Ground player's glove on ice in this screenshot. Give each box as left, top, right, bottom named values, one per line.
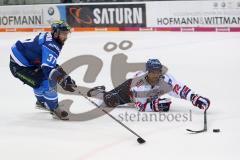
left=149, top=98, right=171, bottom=112
left=59, top=76, right=77, bottom=92
left=49, top=65, right=77, bottom=92
left=191, top=94, right=210, bottom=110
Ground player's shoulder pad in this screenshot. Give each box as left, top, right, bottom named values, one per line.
left=38, top=32, right=48, bottom=45
left=133, top=71, right=146, bottom=78
left=130, top=71, right=147, bottom=88
left=163, top=73, right=175, bottom=87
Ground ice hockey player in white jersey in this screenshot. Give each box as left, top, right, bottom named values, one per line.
left=87, top=59, right=210, bottom=112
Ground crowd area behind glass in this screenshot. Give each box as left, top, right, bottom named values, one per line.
left=0, top=0, right=203, bottom=5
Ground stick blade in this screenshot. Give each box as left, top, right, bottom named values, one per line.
left=137, top=138, right=146, bottom=144
left=186, top=129, right=207, bottom=134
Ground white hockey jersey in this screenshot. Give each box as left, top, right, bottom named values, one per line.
left=129, top=71, right=194, bottom=112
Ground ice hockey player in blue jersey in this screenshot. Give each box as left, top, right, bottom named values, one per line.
left=87, top=59, right=210, bottom=112
left=9, top=20, right=76, bottom=120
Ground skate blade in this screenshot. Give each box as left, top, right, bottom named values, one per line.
left=35, top=106, right=50, bottom=112
left=51, top=112, right=69, bottom=121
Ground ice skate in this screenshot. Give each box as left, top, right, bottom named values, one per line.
left=51, top=106, right=69, bottom=120
left=35, top=101, right=50, bottom=111
left=87, top=86, right=106, bottom=97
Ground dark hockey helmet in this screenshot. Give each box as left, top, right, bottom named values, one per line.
left=146, top=59, right=163, bottom=71
left=51, top=20, right=71, bottom=34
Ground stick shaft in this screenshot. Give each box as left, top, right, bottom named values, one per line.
left=79, top=91, right=144, bottom=139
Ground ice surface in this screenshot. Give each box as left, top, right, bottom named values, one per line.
left=0, top=31, right=240, bottom=160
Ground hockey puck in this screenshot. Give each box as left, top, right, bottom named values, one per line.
left=213, top=129, right=220, bottom=133
left=137, top=138, right=146, bottom=144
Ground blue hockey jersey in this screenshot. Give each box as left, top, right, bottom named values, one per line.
left=11, top=32, right=63, bottom=79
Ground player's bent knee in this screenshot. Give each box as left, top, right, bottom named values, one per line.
left=103, top=92, right=120, bottom=107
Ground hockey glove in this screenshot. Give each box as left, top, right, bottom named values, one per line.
left=150, top=98, right=171, bottom=112
left=191, top=94, right=210, bottom=110
left=136, top=98, right=171, bottom=112
left=49, top=65, right=77, bottom=92
left=59, top=76, right=77, bottom=92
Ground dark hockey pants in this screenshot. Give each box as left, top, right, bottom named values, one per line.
left=104, top=79, right=133, bottom=107
left=9, top=57, right=44, bottom=88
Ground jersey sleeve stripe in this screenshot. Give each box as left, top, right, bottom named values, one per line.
left=41, top=63, right=54, bottom=68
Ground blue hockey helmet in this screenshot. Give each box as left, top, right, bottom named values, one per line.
left=51, top=20, right=71, bottom=34
left=146, top=59, right=163, bottom=71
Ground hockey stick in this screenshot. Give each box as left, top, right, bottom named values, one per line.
left=78, top=91, right=146, bottom=144
left=186, top=109, right=207, bottom=133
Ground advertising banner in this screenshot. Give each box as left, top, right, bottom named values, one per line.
left=0, top=1, right=239, bottom=32
left=66, top=4, right=146, bottom=27
left=146, top=1, right=240, bottom=28
left=0, top=5, right=65, bottom=28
